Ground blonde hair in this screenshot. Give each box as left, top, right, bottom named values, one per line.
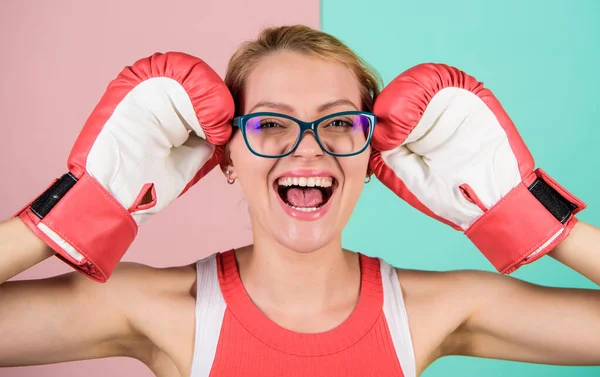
left=224, top=25, right=382, bottom=114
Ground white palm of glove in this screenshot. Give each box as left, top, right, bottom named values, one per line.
left=86, top=77, right=214, bottom=225
left=380, top=87, right=522, bottom=230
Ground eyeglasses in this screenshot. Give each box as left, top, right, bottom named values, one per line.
left=232, top=111, right=376, bottom=158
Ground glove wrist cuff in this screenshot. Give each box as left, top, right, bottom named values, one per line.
left=466, top=168, right=585, bottom=274
left=15, top=172, right=138, bottom=282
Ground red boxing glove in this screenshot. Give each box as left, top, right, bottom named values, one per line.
left=369, top=63, right=585, bottom=274
left=15, top=52, right=234, bottom=282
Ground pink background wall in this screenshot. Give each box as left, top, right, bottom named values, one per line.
left=0, top=0, right=319, bottom=375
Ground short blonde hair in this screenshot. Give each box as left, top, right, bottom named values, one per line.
left=224, top=25, right=382, bottom=114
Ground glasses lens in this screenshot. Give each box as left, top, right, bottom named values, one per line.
left=317, top=114, right=371, bottom=155
left=244, top=115, right=300, bottom=156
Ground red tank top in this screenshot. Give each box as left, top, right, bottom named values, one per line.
left=189, top=250, right=409, bottom=377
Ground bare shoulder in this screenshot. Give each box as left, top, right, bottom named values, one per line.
left=0, top=258, right=200, bottom=374
left=74, top=261, right=198, bottom=307
left=394, top=267, right=514, bottom=298
left=114, top=261, right=197, bottom=294
left=84, top=261, right=199, bottom=374
left=394, top=266, right=534, bottom=315
left=393, top=267, right=520, bottom=327
left=391, top=267, right=519, bottom=373
left=105, top=260, right=199, bottom=328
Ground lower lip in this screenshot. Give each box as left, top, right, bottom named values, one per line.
left=275, top=187, right=335, bottom=221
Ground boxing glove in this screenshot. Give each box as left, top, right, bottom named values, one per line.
left=369, top=63, right=585, bottom=274
left=15, top=52, right=234, bottom=282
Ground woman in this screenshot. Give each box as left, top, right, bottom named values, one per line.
left=1, top=25, right=599, bottom=377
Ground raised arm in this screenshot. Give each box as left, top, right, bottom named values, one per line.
left=0, top=219, right=153, bottom=367
left=0, top=218, right=54, bottom=285
left=439, top=222, right=600, bottom=366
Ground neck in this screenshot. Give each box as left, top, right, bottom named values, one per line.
left=235, top=233, right=360, bottom=316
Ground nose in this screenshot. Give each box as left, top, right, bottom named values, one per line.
left=292, top=130, right=323, bottom=159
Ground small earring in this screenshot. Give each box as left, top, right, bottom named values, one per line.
left=365, top=175, right=371, bottom=184
left=226, top=170, right=236, bottom=185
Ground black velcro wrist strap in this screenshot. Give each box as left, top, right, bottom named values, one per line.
left=528, top=178, right=577, bottom=224
left=30, top=173, right=78, bottom=219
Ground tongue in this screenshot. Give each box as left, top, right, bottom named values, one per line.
left=286, top=187, right=323, bottom=208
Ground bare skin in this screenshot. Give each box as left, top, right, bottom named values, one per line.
left=1, top=52, right=599, bottom=377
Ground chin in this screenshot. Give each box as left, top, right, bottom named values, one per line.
left=272, top=219, right=341, bottom=254
left=278, top=236, right=331, bottom=254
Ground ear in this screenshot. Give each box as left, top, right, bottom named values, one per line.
left=219, top=146, right=238, bottom=179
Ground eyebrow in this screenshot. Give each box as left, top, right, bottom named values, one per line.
left=247, top=99, right=360, bottom=114
left=317, top=99, right=359, bottom=112
left=248, top=101, right=295, bottom=114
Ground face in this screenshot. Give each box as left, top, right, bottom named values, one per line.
left=226, top=51, right=370, bottom=253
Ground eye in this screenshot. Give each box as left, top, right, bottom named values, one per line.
left=260, top=120, right=283, bottom=128
left=328, top=119, right=353, bottom=128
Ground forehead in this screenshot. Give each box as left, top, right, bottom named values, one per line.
left=243, top=51, right=362, bottom=115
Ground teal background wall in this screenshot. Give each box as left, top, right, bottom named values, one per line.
left=329, top=0, right=600, bottom=376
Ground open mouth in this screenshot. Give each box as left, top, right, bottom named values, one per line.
left=274, top=176, right=338, bottom=213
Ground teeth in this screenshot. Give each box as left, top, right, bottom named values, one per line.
left=277, top=176, right=333, bottom=188
left=291, top=206, right=319, bottom=212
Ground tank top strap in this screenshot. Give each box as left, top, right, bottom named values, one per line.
left=379, top=259, right=416, bottom=377
left=190, top=253, right=227, bottom=377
